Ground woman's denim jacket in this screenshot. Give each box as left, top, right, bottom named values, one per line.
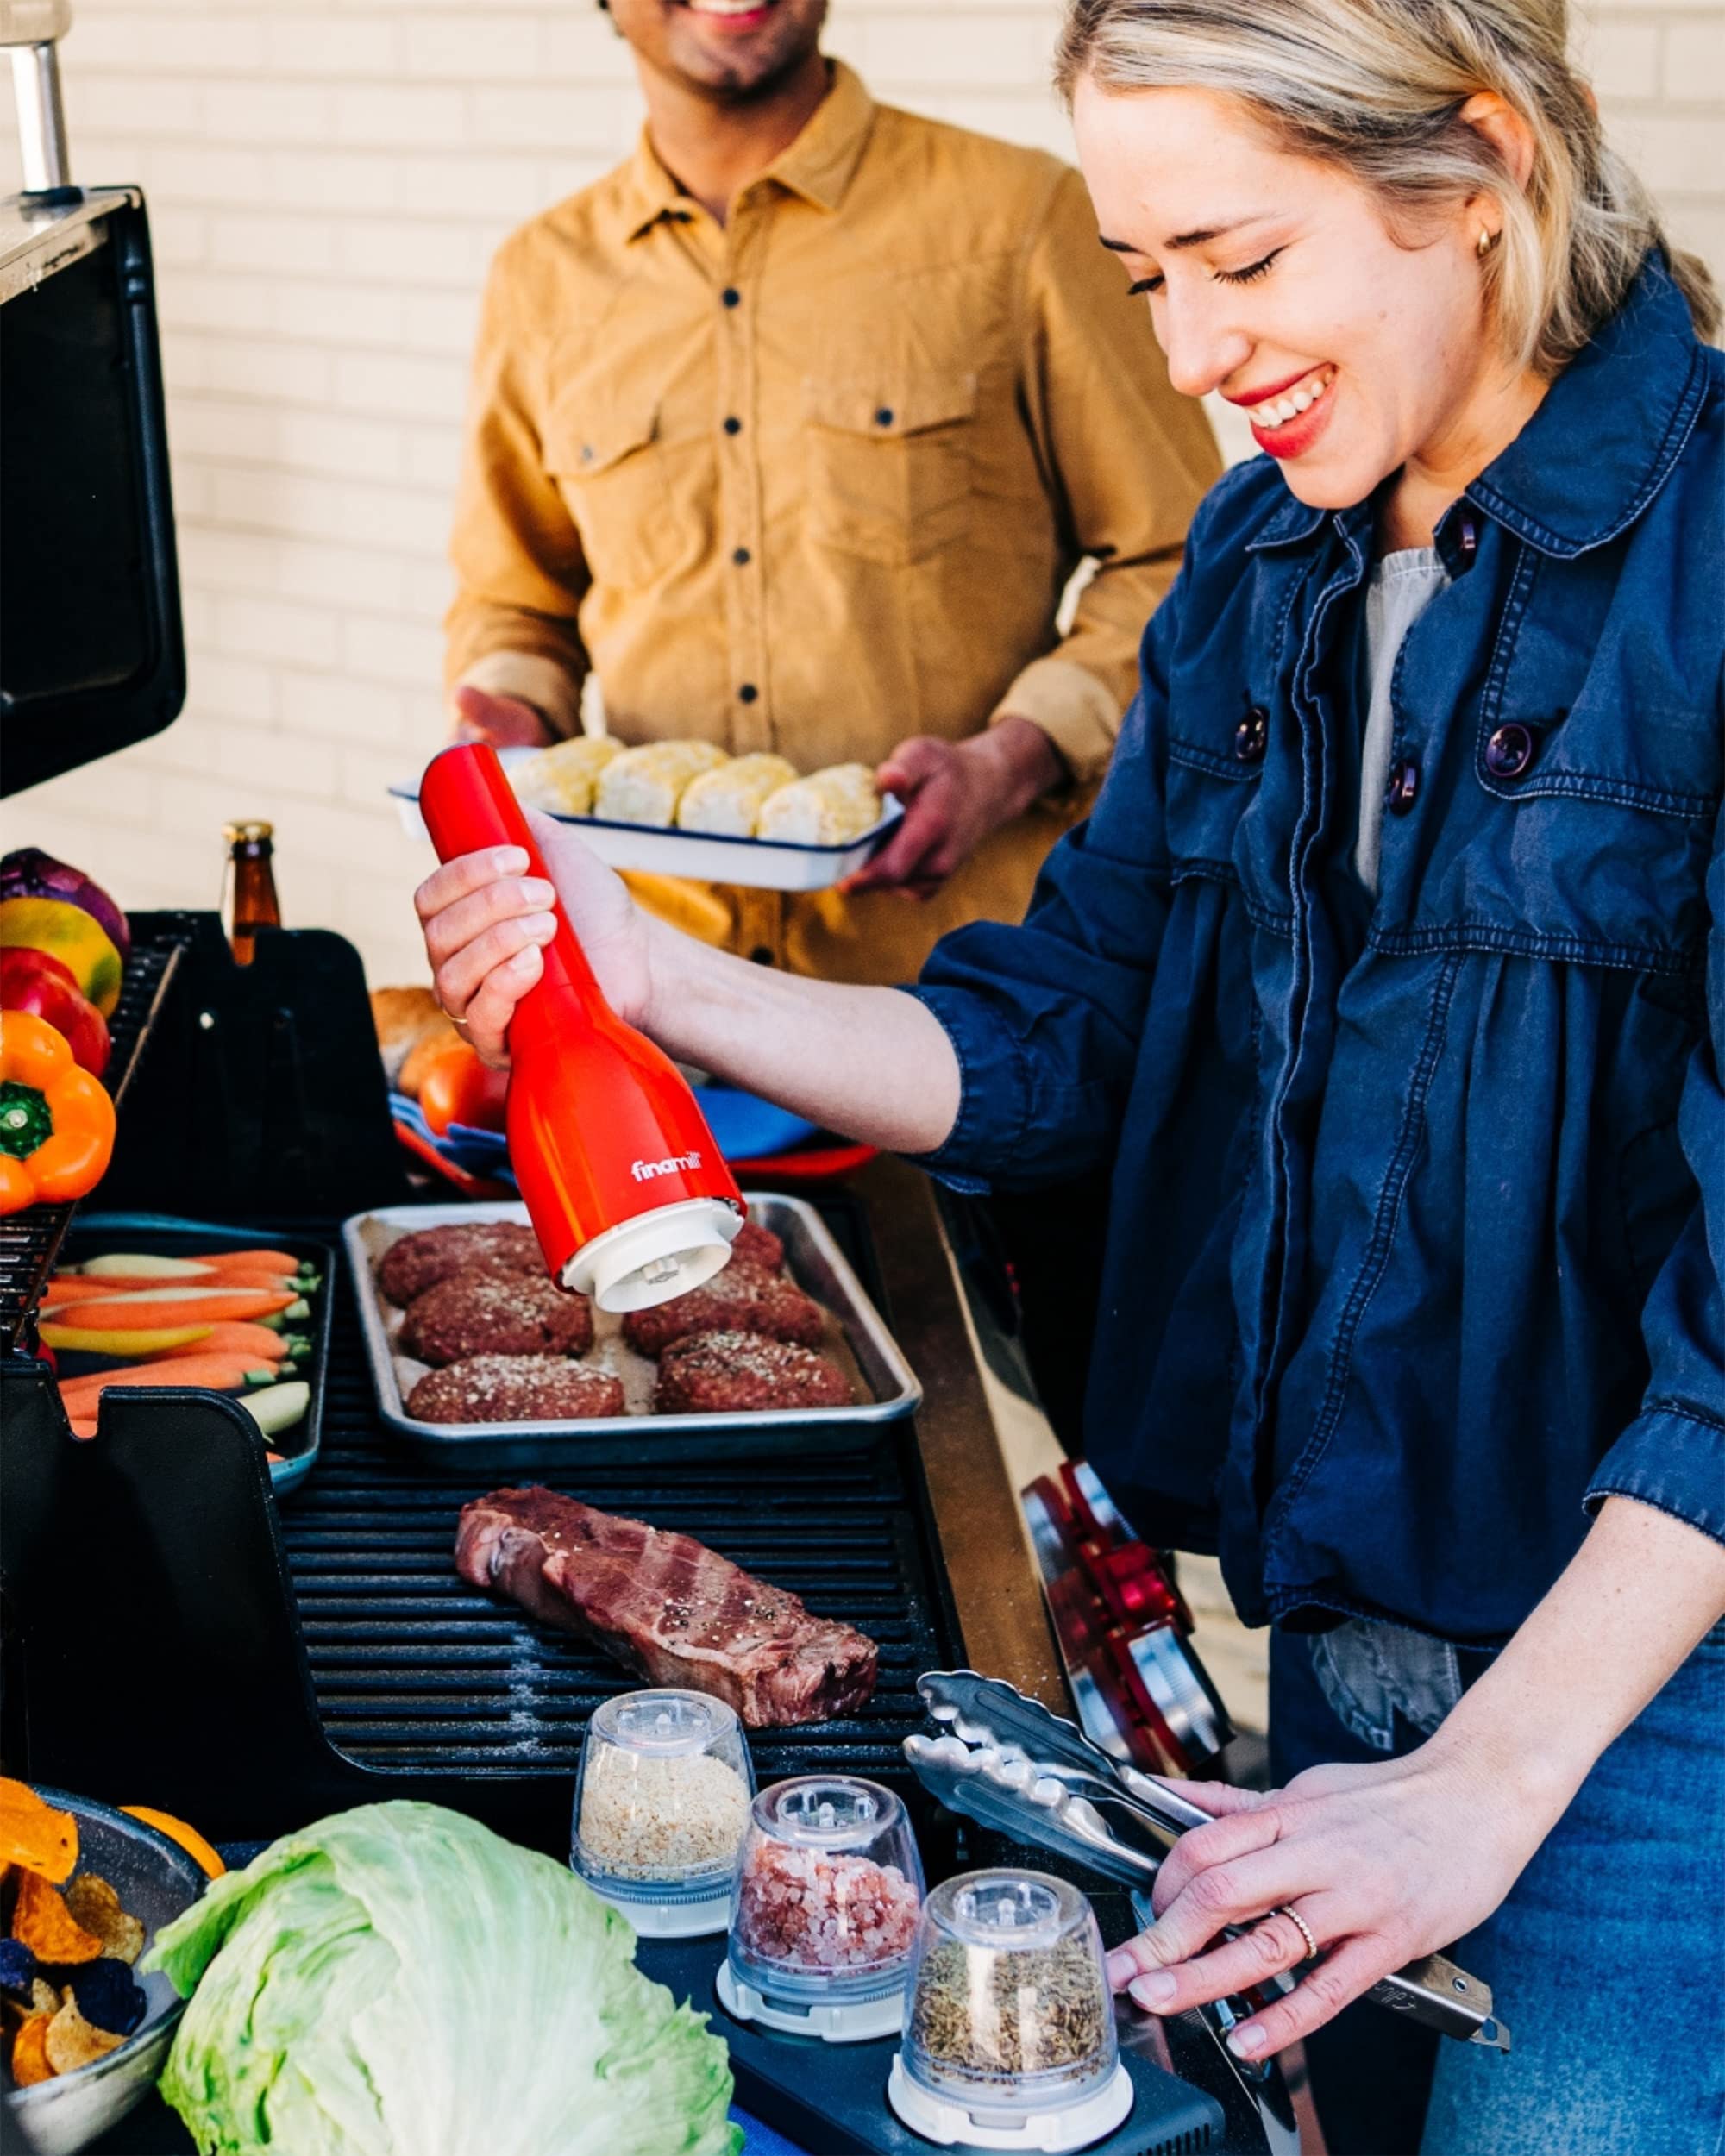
left=910, top=258, right=1724, bottom=1645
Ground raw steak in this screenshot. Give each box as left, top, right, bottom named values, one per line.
left=455, top=1485, right=879, bottom=1727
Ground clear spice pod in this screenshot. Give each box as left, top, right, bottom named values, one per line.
left=571, top=1689, right=755, bottom=1937
left=888, top=1871, right=1132, bottom=2151
left=718, top=1775, right=925, bottom=2043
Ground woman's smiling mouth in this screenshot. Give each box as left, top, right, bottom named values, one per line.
left=1229, top=366, right=1337, bottom=459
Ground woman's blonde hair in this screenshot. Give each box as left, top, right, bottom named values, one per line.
left=1055, top=0, right=1719, bottom=375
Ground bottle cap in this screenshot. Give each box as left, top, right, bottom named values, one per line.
left=223, top=820, right=274, bottom=844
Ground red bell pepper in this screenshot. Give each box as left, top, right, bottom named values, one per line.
left=0, top=947, right=110, bottom=1078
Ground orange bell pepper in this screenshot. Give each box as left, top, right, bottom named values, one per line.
left=0, top=1011, right=116, bottom=1216
left=418, top=1040, right=509, bottom=1137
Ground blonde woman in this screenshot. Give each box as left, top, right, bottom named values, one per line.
left=417, top=1, right=1724, bottom=2147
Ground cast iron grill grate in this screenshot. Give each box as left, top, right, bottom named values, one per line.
left=277, top=1213, right=952, bottom=1788
left=0, top=916, right=188, bottom=1353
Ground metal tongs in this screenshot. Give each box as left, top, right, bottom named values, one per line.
left=905, top=1670, right=1510, bottom=2053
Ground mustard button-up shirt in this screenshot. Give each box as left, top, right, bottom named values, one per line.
left=447, top=62, right=1219, bottom=984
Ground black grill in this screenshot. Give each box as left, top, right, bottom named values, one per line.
left=0, top=918, right=186, bottom=1351
left=278, top=1211, right=952, bottom=1791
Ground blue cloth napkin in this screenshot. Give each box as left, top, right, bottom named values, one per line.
left=391, top=1085, right=819, bottom=1181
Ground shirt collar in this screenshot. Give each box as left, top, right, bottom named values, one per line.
left=621, top=59, right=875, bottom=241
left=1463, top=253, right=1708, bottom=556
left=1245, top=254, right=1707, bottom=561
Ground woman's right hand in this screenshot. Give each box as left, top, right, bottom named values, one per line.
left=413, top=809, right=654, bottom=1067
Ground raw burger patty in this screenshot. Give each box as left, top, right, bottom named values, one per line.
left=731, top=1219, right=783, bottom=1273
left=401, top=1270, right=593, bottom=1364
left=654, top=1330, right=852, bottom=1414
left=378, top=1221, right=541, bottom=1307
left=623, top=1259, right=823, bottom=1357
left=410, top=1354, right=624, bottom=1424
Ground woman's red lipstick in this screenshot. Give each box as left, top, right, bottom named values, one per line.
left=1228, top=368, right=1336, bottom=461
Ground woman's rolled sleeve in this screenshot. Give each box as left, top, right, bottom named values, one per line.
left=1588, top=799, right=1725, bottom=1545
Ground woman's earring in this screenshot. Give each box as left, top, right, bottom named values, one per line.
left=1477, top=225, right=1498, bottom=258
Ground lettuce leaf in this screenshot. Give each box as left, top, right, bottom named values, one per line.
left=144, top=1802, right=741, bottom=2156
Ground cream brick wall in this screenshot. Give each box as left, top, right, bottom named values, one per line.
left=3, top=0, right=1719, bottom=986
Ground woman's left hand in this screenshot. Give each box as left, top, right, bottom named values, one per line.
left=1108, top=1738, right=1561, bottom=2059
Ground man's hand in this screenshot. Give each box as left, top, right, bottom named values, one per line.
left=451, top=682, right=555, bottom=749
left=843, top=716, right=1066, bottom=899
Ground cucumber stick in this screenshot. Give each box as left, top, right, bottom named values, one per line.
left=235, top=1381, right=310, bottom=1438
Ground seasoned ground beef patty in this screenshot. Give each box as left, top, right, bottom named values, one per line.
left=400, top=1269, right=593, bottom=1364
left=731, top=1219, right=784, bottom=1274
left=654, top=1330, right=852, bottom=1414
left=378, top=1221, right=541, bottom=1307
left=409, top=1354, right=624, bottom=1424
left=622, top=1259, right=824, bottom=1357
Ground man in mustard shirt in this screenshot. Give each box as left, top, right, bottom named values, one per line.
left=447, top=0, right=1218, bottom=986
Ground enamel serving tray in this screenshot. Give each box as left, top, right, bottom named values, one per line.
left=392, top=748, right=902, bottom=893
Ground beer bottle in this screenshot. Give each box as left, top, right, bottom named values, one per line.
left=221, top=819, right=281, bottom=965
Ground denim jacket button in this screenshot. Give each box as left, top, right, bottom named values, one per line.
left=1385, top=755, right=1421, bottom=815
left=1233, top=706, right=1269, bottom=763
left=1484, top=722, right=1536, bottom=779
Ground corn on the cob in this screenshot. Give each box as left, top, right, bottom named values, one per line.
left=509, top=735, right=622, bottom=817
left=757, top=763, right=882, bottom=846
left=594, top=740, right=729, bottom=827
left=675, top=753, right=799, bottom=837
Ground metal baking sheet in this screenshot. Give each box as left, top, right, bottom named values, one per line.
left=342, top=1193, right=922, bottom=1462
left=391, top=749, right=903, bottom=893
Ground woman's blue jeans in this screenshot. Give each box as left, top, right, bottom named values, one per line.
left=1269, top=1616, right=1725, bottom=2156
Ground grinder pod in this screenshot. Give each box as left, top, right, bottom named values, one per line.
left=417, top=742, right=743, bottom=1311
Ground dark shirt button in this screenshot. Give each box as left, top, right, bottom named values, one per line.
left=1386, top=755, right=1421, bottom=815
left=1458, top=511, right=1479, bottom=561
left=874, top=407, right=894, bottom=428
left=749, top=945, right=775, bottom=966
left=732, top=546, right=751, bottom=567
left=1233, top=705, right=1268, bottom=763
left=721, top=286, right=741, bottom=307
left=1484, top=721, right=1536, bottom=779
left=723, top=416, right=742, bottom=436
left=738, top=683, right=758, bottom=704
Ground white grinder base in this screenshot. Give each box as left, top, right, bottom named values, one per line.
left=887, top=2056, right=1133, bottom=2151
left=563, top=1199, right=740, bottom=1312
left=717, top=1959, right=905, bottom=2045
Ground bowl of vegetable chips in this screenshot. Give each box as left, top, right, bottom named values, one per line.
left=2, top=1782, right=210, bottom=2155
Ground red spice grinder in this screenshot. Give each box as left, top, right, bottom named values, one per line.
left=418, top=742, right=744, bottom=1311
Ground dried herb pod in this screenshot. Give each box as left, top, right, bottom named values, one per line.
left=903, top=1871, right=1117, bottom=2109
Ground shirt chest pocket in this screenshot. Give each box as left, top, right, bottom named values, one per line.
left=1164, top=739, right=1267, bottom=885
left=802, top=372, right=976, bottom=567
left=542, top=393, right=676, bottom=592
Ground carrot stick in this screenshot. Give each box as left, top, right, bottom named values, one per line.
left=54, top=1289, right=298, bottom=1330
left=153, top=1322, right=298, bottom=1363
left=59, top=1357, right=277, bottom=1406
left=50, top=1269, right=300, bottom=1298
left=73, top=1249, right=307, bottom=1279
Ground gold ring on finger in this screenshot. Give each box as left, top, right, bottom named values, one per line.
left=1268, top=1904, right=1319, bottom=1961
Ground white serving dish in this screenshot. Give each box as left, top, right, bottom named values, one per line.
left=392, top=747, right=902, bottom=893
